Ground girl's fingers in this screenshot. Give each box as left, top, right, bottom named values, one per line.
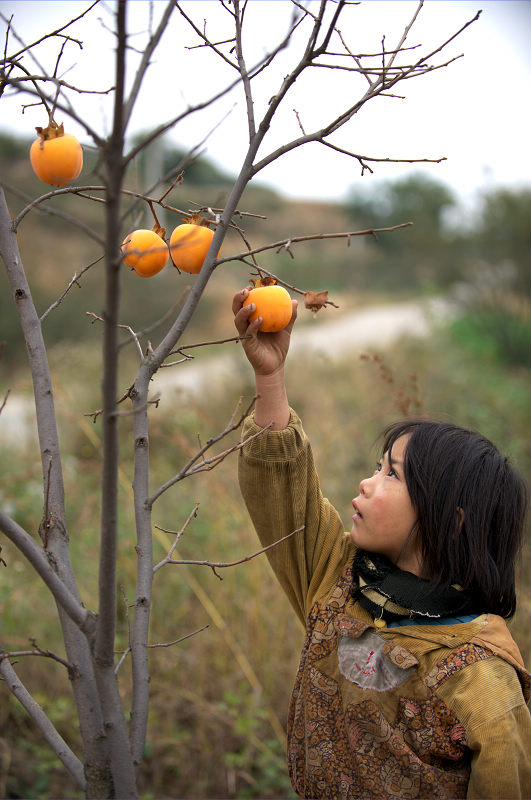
left=231, top=287, right=250, bottom=316
left=284, top=299, right=298, bottom=333
left=234, top=304, right=257, bottom=339
left=233, top=290, right=297, bottom=338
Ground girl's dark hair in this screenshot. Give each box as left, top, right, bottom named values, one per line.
left=380, top=419, right=529, bottom=619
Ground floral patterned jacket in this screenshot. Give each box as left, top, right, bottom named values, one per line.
left=238, top=409, right=531, bottom=800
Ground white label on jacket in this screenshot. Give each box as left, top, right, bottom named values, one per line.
left=338, top=630, right=415, bottom=692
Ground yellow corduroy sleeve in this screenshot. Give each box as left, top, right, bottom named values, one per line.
left=436, top=656, right=531, bottom=798
left=238, top=409, right=353, bottom=625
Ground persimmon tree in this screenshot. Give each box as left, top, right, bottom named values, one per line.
left=0, top=1, right=479, bottom=797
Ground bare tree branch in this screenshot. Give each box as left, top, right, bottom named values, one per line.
left=233, top=0, right=256, bottom=140
left=163, top=334, right=248, bottom=365
left=123, top=0, right=175, bottom=128
left=0, top=183, right=112, bottom=795
left=217, top=221, right=413, bottom=266
left=0, top=638, right=75, bottom=676
left=40, top=256, right=104, bottom=321
left=146, top=397, right=264, bottom=508
left=90, top=5, right=138, bottom=793
left=153, top=503, right=200, bottom=572
left=146, top=625, right=209, bottom=648
left=1, top=181, right=104, bottom=244
left=156, top=525, right=305, bottom=580
left=2, top=1, right=99, bottom=63
left=0, top=388, right=10, bottom=416
left=0, top=510, right=93, bottom=634
left=0, top=647, right=86, bottom=791
left=251, top=6, right=481, bottom=177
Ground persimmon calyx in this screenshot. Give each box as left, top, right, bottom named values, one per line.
left=249, top=276, right=277, bottom=288
left=181, top=214, right=212, bottom=228
left=152, top=223, right=166, bottom=239
left=35, top=121, right=65, bottom=141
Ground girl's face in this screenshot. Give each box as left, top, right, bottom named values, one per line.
left=350, top=435, right=421, bottom=575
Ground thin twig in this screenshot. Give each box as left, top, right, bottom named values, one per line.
left=1, top=181, right=104, bottom=245
left=0, top=649, right=86, bottom=790
left=153, top=504, right=201, bottom=573
left=84, top=389, right=135, bottom=423
left=0, top=638, right=76, bottom=679
left=0, top=389, right=10, bottom=416
left=147, top=625, right=210, bottom=648
left=4, top=1, right=99, bottom=61
left=114, top=585, right=133, bottom=675
left=160, top=526, right=305, bottom=580
left=86, top=311, right=144, bottom=362
left=163, top=335, right=248, bottom=364
left=217, top=222, right=413, bottom=267
left=118, top=291, right=191, bottom=350
left=146, top=397, right=262, bottom=508
left=40, top=256, right=104, bottom=322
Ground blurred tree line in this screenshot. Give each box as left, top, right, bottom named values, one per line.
left=1, top=132, right=530, bottom=371
left=344, top=172, right=531, bottom=295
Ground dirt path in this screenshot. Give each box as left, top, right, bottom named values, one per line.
left=152, top=295, right=453, bottom=395
left=1, top=296, right=453, bottom=448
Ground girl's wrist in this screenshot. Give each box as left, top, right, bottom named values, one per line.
left=254, top=365, right=285, bottom=384
left=254, top=368, right=290, bottom=430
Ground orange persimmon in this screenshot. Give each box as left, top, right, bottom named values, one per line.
left=169, top=222, right=218, bottom=274
left=121, top=229, right=169, bottom=277
left=30, top=122, right=83, bottom=186
left=243, top=284, right=293, bottom=332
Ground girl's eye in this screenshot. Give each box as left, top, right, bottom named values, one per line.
left=376, top=461, right=398, bottom=478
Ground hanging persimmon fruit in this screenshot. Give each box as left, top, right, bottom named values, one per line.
left=243, top=279, right=293, bottom=332
left=29, top=121, right=83, bottom=186
left=169, top=216, right=219, bottom=274
left=121, top=228, right=169, bottom=278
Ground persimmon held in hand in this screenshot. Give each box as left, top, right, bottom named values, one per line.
left=243, top=284, right=293, bottom=332
left=169, top=222, right=218, bottom=274
left=30, top=122, right=83, bottom=186
left=121, top=229, right=169, bottom=278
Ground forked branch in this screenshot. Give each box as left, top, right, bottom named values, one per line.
left=155, top=524, right=305, bottom=579
left=0, top=649, right=86, bottom=790
left=146, top=397, right=265, bottom=508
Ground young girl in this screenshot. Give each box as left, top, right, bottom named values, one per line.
left=233, top=288, right=530, bottom=800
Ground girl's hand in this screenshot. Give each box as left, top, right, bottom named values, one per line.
left=233, top=287, right=298, bottom=377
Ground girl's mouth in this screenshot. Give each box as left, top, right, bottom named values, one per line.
left=352, top=501, right=363, bottom=521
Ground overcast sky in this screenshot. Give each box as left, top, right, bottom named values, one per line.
left=1, top=0, right=530, bottom=207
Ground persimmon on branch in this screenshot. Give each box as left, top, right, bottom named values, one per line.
left=13, top=170, right=413, bottom=320
left=25, top=192, right=412, bottom=321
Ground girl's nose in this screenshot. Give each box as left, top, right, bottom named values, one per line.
left=359, top=475, right=371, bottom=495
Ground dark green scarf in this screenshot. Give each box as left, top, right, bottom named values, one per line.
left=351, top=549, right=479, bottom=623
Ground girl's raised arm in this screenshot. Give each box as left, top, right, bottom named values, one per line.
left=233, top=288, right=298, bottom=430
